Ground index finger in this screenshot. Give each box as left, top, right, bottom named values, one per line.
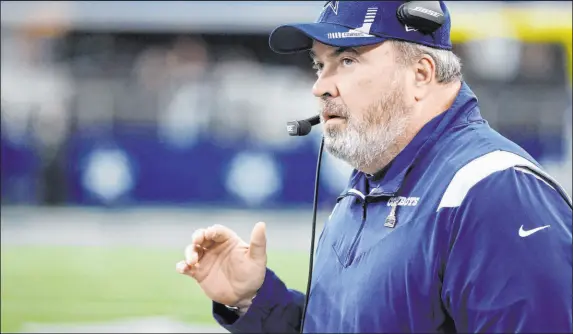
left=205, top=224, right=236, bottom=243
left=192, top=228, right=207, bottom=246
left=185, top=243, right=204, bottom=266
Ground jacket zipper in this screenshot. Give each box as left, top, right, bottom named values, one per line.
left=336, top=187, right=402, bottom=266
left=336, top=189, right=367, bottom=267
left=340, top=188, right=368, bottom=219
left=345, top=210, right=366, bottom=266
left=367, top=189, right=400, bottom=228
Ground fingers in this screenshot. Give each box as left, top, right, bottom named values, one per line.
left=191, top=228, right=206, bottom=246
left=176, top=260, right=196, bottom=277
left=190, top=225, right=234, bottom=250
left=180, top=224, right=238, bottom=275
left=185, top=243, right=205, bottom=266
left=192, top=228, right=215, bottom=250
left=204, top=224, right=236, bottom=244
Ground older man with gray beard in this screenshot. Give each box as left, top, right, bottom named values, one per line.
left=176, top=1, right=573, bottom=333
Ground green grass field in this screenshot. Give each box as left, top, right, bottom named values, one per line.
left=0, top=245, right=309, bottom=333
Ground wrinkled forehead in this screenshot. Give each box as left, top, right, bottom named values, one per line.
left=310, top=40, right=396, bottom=63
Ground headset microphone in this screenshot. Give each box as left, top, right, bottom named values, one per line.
left=285, top=114, right=323, bottom=333
left=286, top=115, right=320, bottom=136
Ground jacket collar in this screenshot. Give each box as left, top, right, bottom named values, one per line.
left=345, top=82, right=481, bottom=196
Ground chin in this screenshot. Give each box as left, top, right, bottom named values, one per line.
left=324, top=123, right=347, bottom=135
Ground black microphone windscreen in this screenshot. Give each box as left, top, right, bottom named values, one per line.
left=297, top=120, right=313, bottom=136
left=286, top=115, right=320, bottom=136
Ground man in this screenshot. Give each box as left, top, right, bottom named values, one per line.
left=176, top=1, right=573, bottom=333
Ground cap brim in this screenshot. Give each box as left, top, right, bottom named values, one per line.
left=269, top=23, right=387, bottom=54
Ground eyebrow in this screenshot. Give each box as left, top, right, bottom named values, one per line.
left=309, top=47, right=360, bottom=61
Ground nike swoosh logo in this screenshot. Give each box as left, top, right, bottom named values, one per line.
left=519, top=225, right=550, bottom=237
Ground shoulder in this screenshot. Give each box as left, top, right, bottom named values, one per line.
left=437, top=149, right=571, bottom=219
left=429, top=117, right=557, bottom=207
left=436, top=118, right=535, bottom=170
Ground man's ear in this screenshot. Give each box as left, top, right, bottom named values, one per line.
left=415, top=54, right=436, bottom=85
left=413, top=54, right=435, bottom=100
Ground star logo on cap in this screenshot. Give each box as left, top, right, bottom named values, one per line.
left=404, top=25, right=418, bottom=32
left=323, top=0, right=339, bottom=15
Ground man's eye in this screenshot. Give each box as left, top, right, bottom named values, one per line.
left=341, top=58, right=355, bottom=66
left=312, top=62, right=324, bottom=72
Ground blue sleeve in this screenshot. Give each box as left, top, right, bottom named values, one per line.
left=212, top=268, right=305, bottom=333
left=440, top=168, right=572, bottom=333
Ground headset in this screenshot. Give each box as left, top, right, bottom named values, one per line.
left=288, top=2, right=446, bottom=332
left=396, top=1, right=446, bottom=34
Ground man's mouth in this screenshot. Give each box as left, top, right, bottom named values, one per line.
left=323, top=112, right=347, bottom=122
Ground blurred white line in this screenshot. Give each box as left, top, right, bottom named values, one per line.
left=22, top=316, right=228, bottom=333
left=1, top=207, right=327, bottom=251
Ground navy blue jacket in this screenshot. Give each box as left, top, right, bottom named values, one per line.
left=212, top=82, right=573, bottom=333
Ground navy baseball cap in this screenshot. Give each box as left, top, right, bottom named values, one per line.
left=269, top=1, right=452, bottom=54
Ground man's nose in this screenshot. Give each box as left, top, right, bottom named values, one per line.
left=312, top=74, right=339, bottom=98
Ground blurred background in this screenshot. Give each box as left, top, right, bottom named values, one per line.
left=1, top=1, right=572, bottom=333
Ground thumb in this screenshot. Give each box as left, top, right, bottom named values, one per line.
left=248, top=222, right=267, bottom=261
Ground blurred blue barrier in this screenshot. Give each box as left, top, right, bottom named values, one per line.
left=0, top=133, right=41, bottom=204
left=62, top=126, right=338, bottom=209
left=501, top=129, right=565, bottom=162
left=1, top=125, right=566, bottom=208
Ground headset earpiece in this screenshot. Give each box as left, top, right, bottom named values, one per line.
left=396, top=1, right=445, bottom=34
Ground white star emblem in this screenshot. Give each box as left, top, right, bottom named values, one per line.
left=404, top=25, right=418, bottom=32
left=323, top=1, right=339, bottom=15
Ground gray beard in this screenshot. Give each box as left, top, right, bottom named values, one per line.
left=322, top=96, right=411, bottom=172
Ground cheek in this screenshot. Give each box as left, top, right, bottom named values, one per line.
left=339, top=77, right=378, bottom=114
left=401, top=72, right=418, bottom=103
left=399, top=82, right=416, bottom=106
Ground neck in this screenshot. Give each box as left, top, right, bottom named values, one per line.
left=360, top=81, right=462, bottom=175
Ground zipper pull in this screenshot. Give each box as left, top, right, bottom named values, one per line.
left=384, top=204, right=397, bottom=228
left=362, top=201, right=367, bottom=220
